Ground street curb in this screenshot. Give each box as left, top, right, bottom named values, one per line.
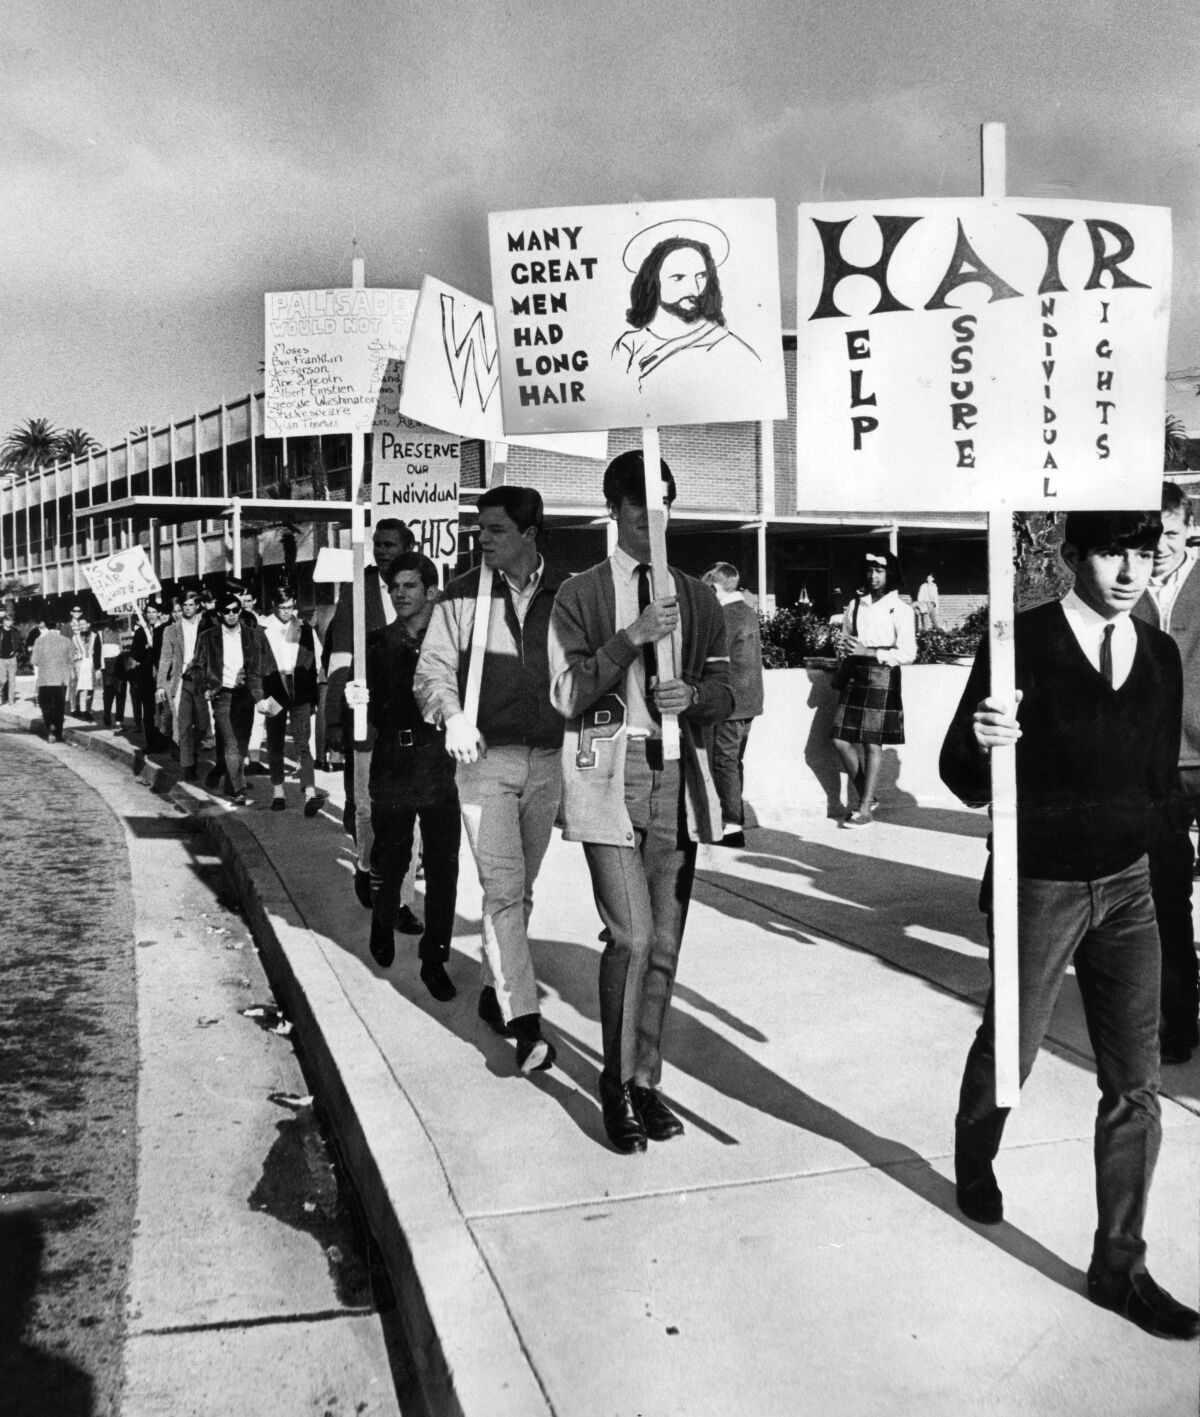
left=6, top=711, right=549, bottom=1417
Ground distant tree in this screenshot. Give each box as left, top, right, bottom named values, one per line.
left=1165, top=413, right=1190, bottom=470
left=1, top=417, right=62, bottom=473
left=55, top=427, right=101, bottom=461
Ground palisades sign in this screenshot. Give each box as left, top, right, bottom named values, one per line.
left=795, top=198, right=1171, bottom=511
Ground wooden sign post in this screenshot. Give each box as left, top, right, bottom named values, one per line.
left=641, top=426, right=680, bottom=761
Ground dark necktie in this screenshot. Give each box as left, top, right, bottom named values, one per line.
left=636, top=563, right=661, bottom=722
left=1100, top=623, right=1114, bottom=686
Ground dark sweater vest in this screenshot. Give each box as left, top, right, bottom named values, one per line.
left=940, top=600, right=1181, bottom=880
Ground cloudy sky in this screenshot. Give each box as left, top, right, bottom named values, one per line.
left=5, top=0, right=1199, bottom=445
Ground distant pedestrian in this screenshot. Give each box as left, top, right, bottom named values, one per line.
left=31, top=617, right=74, bottom=742
left=254, top=585, right=324, bottom=816
left=831, top=551, right=916, bottom=828
left=0, top=612, right=20, bottom=705
left=128, top=602, right=166, bottom=748
left=916, top=574, right=940, bottom=630
left=347, top=553, right=459, bottom=999
left=549, top=451, right=732, bottom=1153
left=99, top=621, right=126, bottom=729
left=702, top=562, right=764, bottom=847
left=415, top=487, right=564, bottom=1071
left=194, top=593, right=260, bottom=805
left=156, top=589, right=207, bottom=780
left=72, top=618, right=101, bottom=719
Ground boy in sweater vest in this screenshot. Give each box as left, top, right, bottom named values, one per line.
left=1132, top=481, right=1200, bottom=1064
left=941, top=509, right=1196, bottom=1340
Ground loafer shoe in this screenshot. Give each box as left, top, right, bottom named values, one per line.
left=478, top=986, right=510, bottom=1036
left=369, top=918, right=395, bottom=968
left=840, top=810, right=873, bottom=829
left=600, top=1079, right=648, bottom=1154
left=419, top=960, right=456, bottom=1003
left=631, top=1085, right=685, bottom=1141
left=353, top=868, right=373, bottom=910
left=303, top=793, right=323, bottom=818
left=955, top=1177, right=1004, bottom=1225
left=718, top=829, right=746, bottom=848
left=394, top=904, right=424, bottom=935
left=1087, top=1265, right=1200, bottom=1340
left=511, top=1014, right=555, bottom=1073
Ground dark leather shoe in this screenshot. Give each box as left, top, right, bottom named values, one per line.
left=204, top=765, right=223, bottom=790
left=419, top=960, right=456, bottom=1003
left=369, top=918, right=395, bottom=968
left=600, top=1079, right=648, bottom=1154
left=1087, top=1265, right=1200, bottom=1340
left=511, top=1014, right=555, bottom=1072
left=718, top=830, right=746, bottom=848
left=270, top=797, right=286, bottom=812
left=1160, top=1030, right=1196, bottom=1066
left=245, top=761, right=269, bottom=776
left=955, top=1177, right=1004, bottom=1225
left=303, top=793, right=323, bottom=818
left=478, top=986, right=511, bottom=1036
left=631, top=1085, right=684, bottom=1141
left=394, top=904, right=424, bottom=935
left=354, top=868, right=373, bottom=910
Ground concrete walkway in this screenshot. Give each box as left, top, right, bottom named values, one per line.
left=6, top=690, right=1198, bottom=1415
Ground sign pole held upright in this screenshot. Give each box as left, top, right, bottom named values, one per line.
left=350, top=255, right=370, bottom=756
left=641, top=426, right=680, bottom=763
left=982, top=120, right=1021, bottom=1110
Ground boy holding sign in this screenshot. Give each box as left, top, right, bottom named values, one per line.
left=940, top=510, right=1197, bottom=1340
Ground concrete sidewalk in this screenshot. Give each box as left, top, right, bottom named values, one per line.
left=7, top=691, right=1199, bottom=1415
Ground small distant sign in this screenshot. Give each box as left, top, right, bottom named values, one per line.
left=83, top=546, right=161, bottom=612
left=264, top=289, right=417, bottom=437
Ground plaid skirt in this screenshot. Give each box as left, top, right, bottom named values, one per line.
left=831, top=659, right=905, bottom=745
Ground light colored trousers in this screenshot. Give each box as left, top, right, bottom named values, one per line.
left=456, top=744, right=562, bottom=1021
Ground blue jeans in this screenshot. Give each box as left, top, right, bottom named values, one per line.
left=956, top=856, right=1162, bottom=1274
left=582, top=739, right=696, bottom=1090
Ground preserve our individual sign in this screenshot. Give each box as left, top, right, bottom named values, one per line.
left=795, top=198, right=1171, bottom=511
left=264, top=289, right=418, bottom=437
left=371, top=361, right=461, bottom=566
left=487, top=198, right=787, bottom=434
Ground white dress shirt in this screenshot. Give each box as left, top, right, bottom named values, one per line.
left=610, top=545, right=676, bottom=737
left=1060, top=589, right=1137, bottom=689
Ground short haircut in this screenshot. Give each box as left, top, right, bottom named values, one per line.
left=374, top=517, right=415, bottom=549
left=268, top=584, right=296, bottom=608
left=476, top=485, right=544, bottom=537
left=383, top=551, right=439, bottom=591
left=1162, top=481, right=1195, bottom=525
left=181, top=589, right=200, bottom=605
left=862, top=549, right=904, bottom=594
left=703, top=562, right=740, bottom=591
left=1062, top=510, right=1163, bottom=558
left=603, top=449, right=677, bottom=509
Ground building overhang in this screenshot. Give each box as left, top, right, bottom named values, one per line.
left=73, top=495, right=361, bottom=526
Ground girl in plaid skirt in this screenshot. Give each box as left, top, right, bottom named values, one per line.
left=831, top=551, right=917, bottom=827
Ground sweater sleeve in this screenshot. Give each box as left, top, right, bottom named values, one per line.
left=548, top=576, right=640, bottom=721
left=684, top=593, right=733, bottom=727
left=938, top=637, right=993, bottom=808
left=413, top=595, right=467, bottom=726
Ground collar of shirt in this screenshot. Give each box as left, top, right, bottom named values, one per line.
left=1151, top=548, right=1194, bottom=589
left=714, top=586, right=742, bottom=607
left=1060, top=589, right=1137, bottom=687
left=498, top=556, right=544, bottom=597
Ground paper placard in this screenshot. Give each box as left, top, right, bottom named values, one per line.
left=264, top=289, right=417, bottom=437
left=372, top=372, right=461, bottom=565
left=794, top=198, right=1171, bottom=510
left=399, top=276, right=608, bottom=459
left=82, top=546, right=161, bottom=612
left=488, top=199, right=786, bottom=434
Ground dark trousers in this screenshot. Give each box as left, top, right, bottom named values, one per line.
left=582, top=740, right=696, bottom=1091
left=370, top=793, right=460, bottom=962
left=956, top=857, right=1162, bottom=1274
left=38, top=686, right=66, bottom=739
left=265, top=701, right=314, bottom=792
left=211, top=688, right=254, bottom=794
left=711, top=716, right=754, bottom=827
left=1148, top=768, right=1200, bottom=1044
left=176, top=681, right=210, bottom=769
left=102, top=678, right=127, bottom=726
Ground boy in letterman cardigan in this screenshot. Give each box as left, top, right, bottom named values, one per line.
left=549, top=451, right=732, bottom=1155
left=940, top=509, right=1197, bottom=1341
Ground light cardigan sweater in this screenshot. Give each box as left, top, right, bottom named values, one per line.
left=549, top=559, right=733, bottom=846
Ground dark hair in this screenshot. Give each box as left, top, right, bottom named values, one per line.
left=218, top=594, right=242, bottom=613
left=861, top=550, right=904, bottom=595
left=374, top=517, right=416, bottom=549
left=1162, top=481, right=1195, bottom=525
left=1062, top=510, right=1162, bottom=558
left=269, top=585, right=296, bottom=608
left=383, top=551, right=439, bottom=591
left=603, top=449, right=677, bottom=509
left=476, top=485, right=544, bottom=537
left=626, top=238, right=724, bottom=330
left=703, top=562, right=739, bottom=591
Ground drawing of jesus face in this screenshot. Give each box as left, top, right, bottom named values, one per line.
left=657, top=246, right=709, bottom=323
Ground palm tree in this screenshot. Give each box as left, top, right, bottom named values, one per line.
left=55, top=428, right=101, bottom=461
left=1165, top=413, right=1190, bottom=470
left=1, top=417, right=62, bottom=473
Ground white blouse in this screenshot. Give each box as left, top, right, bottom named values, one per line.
left=845, top=590, right=917, bottom=667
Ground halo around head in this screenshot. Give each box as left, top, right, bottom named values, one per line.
left=622, top=219, right=730, bottom=274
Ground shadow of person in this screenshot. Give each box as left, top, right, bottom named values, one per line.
left=527, top=932, right=1085, bottom=1297
left=0, top=1206, right=95, bottom=1416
